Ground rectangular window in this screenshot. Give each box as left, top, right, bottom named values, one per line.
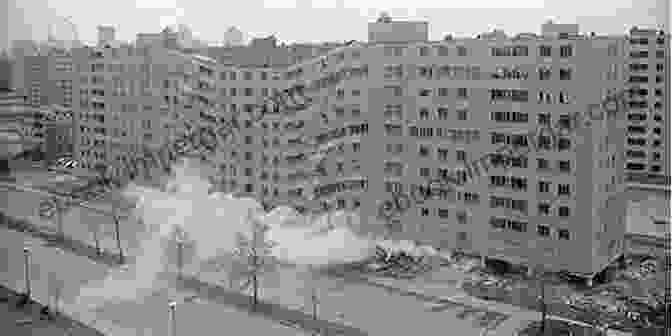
left=457, top=46, right=467, bottom=56
left=559, top=68, right=572, bottom=80
left=457, top=108, right=468, bottom=120
left=537, top=225, right=550, bottom=237
left=457, top=88, right=468, bottom=98
left=558, top=206, right=571, bottom=217
left=558, top=160, right=571, bottom=172
left=560, top=45, right=573, bottom=58
left=558, top=229, right=570, bottom=240
left=539, top=45, right=552, bottom=57
left=456, top=150, right=466, bottom=161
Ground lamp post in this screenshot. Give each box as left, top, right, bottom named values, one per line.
left=176, top=235, right=184, bottom=281
left=16, top=246, right=32, bottom=308
left=169, top=301, right=177, bottom=336
left=23, top=246, right=31, bottom=299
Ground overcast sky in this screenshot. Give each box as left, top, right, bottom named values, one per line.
left=1, top=0, right=669, bottom=50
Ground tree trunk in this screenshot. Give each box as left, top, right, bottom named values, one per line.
left=252, top=272, right=258, bottom=309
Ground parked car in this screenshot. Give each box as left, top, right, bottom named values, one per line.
left=48, top=157, right=78, bottom=171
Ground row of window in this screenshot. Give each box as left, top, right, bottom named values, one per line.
left=628, top=75, right=666, bottom=83
left=407, top=127, right=480, bottom=143
left=490, top=217, right=571, bottom=240
left=629, top=37, right=667, bottom=45
left=626, top=162, right=664, bottom=173
left=629, top=50, right=665, bottom=58
left=629, top=63, right=665, bottom=72
left=385, top=44, right=575, bottom=58
left=626, top=150, right=663, bottom=161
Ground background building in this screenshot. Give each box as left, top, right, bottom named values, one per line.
left=0, top=51, right=12, bottom=90
left=43, top=104, right=75, bottom=163
left=10, top=40, right=39, bottom=96
left=223, top=26, right=245, bottom=47
left=71, top=42, right=192, bottom=181
left=0, top=89, right=44, bottom=169
left=97, top=26, right=116, bottom=47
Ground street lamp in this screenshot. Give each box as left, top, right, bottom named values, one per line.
left=18, top=246, right=32, bottom=308
left=169, top=301, right=177, bottom=336
left=176, top=235, right=184, bottom=281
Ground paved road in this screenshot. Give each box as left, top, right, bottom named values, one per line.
left=0, top=227, right=316, bottom=336
left=0, top=211, right=523, bottom=336
left=0, top=284, right=105, bottom=336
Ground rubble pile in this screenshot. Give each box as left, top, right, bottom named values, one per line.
left=356, top=240, right=439, bottom=279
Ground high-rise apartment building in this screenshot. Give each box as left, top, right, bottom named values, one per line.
left=0, top=89, right=44, bottom=163
left=15, top=47, right=74, bottom=110
left=10, top=40, right=39, bottom=96
left=71, top=42, right=192, bottom=180
left=43, top=104, right=75, bottom=162
left=625, top=27, right=670, bottom=185
left=211, top=19, right=628, bottom=283
left=0, top=52, right=12, bottom=90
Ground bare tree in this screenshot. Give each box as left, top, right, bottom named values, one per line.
left=229, top=211, right=278, bottom=310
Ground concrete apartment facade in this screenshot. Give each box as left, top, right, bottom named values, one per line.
left=9, top=40, right=39, bottom=97
left=71, top=37, right=192, bottom=179
left=0, top=52, right=12, bottom=91
left=0, top=89, right=43, bottom=165
left=43, top=104, right=75, bottom=162
left=210, top=18, right=628, bottom=281
left=625, top=27, right=670, bottom=185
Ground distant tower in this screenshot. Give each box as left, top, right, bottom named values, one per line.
left=97, top=26, right=116, bottom=46
left=377, top=11, right=392, bottom=23
left=177, top=24, right=194, bottom=49
left=223, top=26, right=244, bottom=47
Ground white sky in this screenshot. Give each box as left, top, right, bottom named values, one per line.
left=1, top=0, right=669, bottom=50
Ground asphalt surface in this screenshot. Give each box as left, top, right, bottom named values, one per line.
left=0, top=211, right=506, bottom=336
left=0, top=284, right=105, bottom=336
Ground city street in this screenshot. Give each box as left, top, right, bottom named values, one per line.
left=0, top=227, right=314, bottom=336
